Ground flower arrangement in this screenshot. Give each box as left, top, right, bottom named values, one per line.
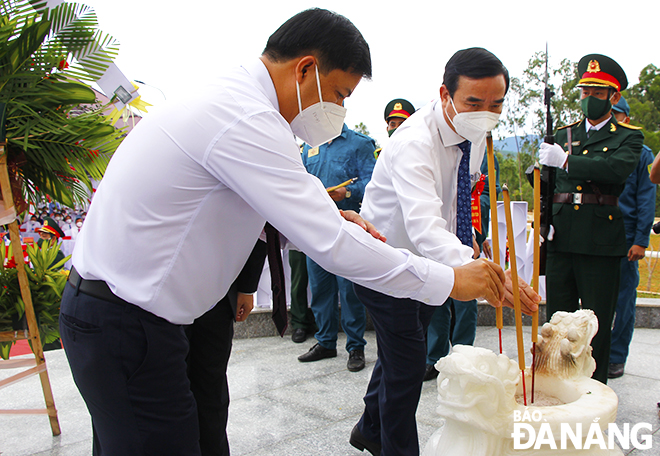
left=0, top=241, right=69, bottom=359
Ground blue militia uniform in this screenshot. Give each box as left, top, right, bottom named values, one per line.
left=610, top=145, right=656, bottom=365
left=301, top=124, right=377, bottom=353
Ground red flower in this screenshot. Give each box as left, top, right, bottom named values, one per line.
left=58, top=59, right=69, bottom=70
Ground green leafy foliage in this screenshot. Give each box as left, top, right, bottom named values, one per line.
left=354, top=121, right=379, bottom=149
left=0, top=0, right=125, bottom=208
left=0, top=240, right=69, bottom=359
left=624, top=64, right=660, bottom=153
left=622, top=64, right=660, bottom=216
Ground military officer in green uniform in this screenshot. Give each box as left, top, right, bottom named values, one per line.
left=36, top=216, right=66, bottom=269
left=539, top=54, right=644, bottom=384
left=374, top=98, right=415, bottom=159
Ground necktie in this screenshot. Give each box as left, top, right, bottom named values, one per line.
left=265, top=223, right=288, bottom=336
left=456, top=140, right=473, bottom=247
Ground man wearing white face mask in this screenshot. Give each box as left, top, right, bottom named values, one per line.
left=351, top=48, right=540, bottom=456
left=58, top=12, right=520, bottom=455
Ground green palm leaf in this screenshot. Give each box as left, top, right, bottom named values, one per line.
left=1, top=0, right=128, bottom=209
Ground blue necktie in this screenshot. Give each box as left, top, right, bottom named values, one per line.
left=456, top=140, right=472, bottom=246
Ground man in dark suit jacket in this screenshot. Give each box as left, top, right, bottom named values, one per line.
left=539, top=54, right=644, bottom=384
left=185, top=240, right=267, bottom=456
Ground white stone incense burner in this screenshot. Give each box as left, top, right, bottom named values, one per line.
left=423, top=309, right=621, bottom=456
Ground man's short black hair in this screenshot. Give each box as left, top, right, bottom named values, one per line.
left=263, top=8, right=372, bottom=79
left=443, top=48, right=510, bottom=97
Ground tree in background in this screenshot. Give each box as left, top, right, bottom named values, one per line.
left=623, top=64, right=660, bottom=216
left=354, top=121, right=379, bottom=149
left=624, top=64, right=660, bottom=153
left=498, top=51, right=580, bottom=204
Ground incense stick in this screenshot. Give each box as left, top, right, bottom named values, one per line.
left=502, top=184, right=527, bottom=406
left=532, top=163, right=541, bottom=404
left=486, top=133, right=503, bottom=353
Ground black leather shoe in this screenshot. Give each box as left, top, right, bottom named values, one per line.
left=291, top=328, right=307, bottom=343
left=423, top=364, right=439, bottom=381
left=349, top=424, right=381, bottom=455
left=347, top=349, right=365, bottom=372
left=608, top=363, right=625, bottom=379
left=298, top=343, right=337, bottom=362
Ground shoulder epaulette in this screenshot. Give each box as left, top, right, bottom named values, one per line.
left=557, top=120, right=581, bottom=130
left=617, top=122, right=643, bottom=130
left=374, top=148, right=382, bottom=159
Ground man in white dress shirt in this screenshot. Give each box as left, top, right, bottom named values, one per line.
left=350, top=48, right=540, bottom=456
left=59, top=11, right=525, bottom=455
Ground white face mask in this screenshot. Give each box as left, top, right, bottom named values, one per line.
left=76, top=221, right=82, bottom=228
left=290, top=64, right=347, bottom=148
left=446, top=97, right=501, bottom=144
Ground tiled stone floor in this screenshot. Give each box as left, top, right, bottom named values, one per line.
left=1, top=326, right=658, bottom=455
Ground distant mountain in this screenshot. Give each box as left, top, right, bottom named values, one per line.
left=493, top=135, right=540, bottom=156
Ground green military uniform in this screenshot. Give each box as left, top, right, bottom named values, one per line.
left=375, top=98, right=415, bottom=159
left=545, top=54, right=644, bottom=384
left=36, top=216, right=66, bottom=270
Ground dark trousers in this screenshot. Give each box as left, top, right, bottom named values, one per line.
left=610, top=254, right=640, bottom=364
left=546, top=251, right=621, bottom=384
left=288, top=250, right=315, bottom=331
left=307, top=258, right=366, bottom=353
left=185, top=298, right=234, bottom=456
left=354, top=284, right=435, bottom=456
left=60, top=284, right=200, bottom=456
left=426, top=298, right=477, bottom=365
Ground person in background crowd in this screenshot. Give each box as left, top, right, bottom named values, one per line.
left=608, top=96, right=656, bottom=379
left=539, top=54, right=644, bottom=384
left=374, top=98, right=415, bottom=159
left=36, top=217, right=66, bottom=269
left=297, top=123, right=377, bottom=372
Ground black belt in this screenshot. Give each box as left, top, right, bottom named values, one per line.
left=68, top=267, right=131, bottom=307
left=553, top=193, right=618, bottom=206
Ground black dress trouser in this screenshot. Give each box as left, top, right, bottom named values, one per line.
left=185, top=297, right=235, bottom=456
left=60, top=284, right=201, bottom=456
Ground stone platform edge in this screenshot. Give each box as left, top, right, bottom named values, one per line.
left=235, top=300, right=660, bottom=339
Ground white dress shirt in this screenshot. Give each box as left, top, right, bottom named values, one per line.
left=360, top=100, right=483, bottom=305
left=586, top=116, right=610, bottom=133
left=73, top=59, right=456, bottom=324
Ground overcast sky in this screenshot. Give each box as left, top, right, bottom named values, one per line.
left=78, top=0, right=657, bottom=146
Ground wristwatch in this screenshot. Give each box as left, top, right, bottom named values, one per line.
left=345, top=190, right=351, bottom=198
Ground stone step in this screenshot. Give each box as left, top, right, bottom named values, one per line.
left=235, top=299, right=660, bottom=339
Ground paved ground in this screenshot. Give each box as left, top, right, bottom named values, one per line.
left=1, top=326, right=659, bottom=455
